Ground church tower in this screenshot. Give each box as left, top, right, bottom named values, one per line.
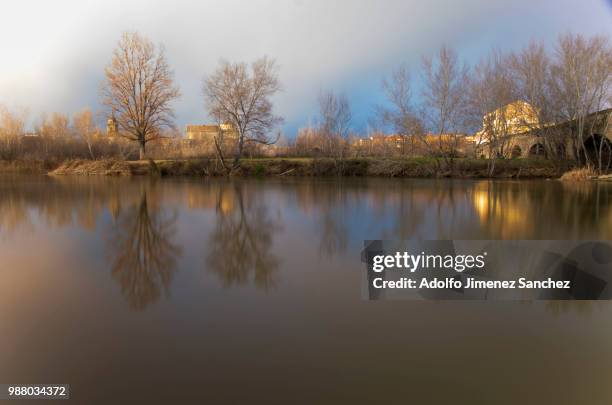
left=107, top=110, right=118, bottom=137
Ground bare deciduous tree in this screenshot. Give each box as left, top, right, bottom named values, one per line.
left=0, top=106, right=26, bottom=136
left=376, top=65, right=423, bottom=155
left=72, top=108, right=96, bottom=159
left=468, top=50, right=517, bottom=175
left=38, top=112, right=69, bottom=138
left=318, top=90, right=351, bottom=158
left=509, top=41, right=560, bottom=158
left=0, top=106, right=27, bottom=159
left=103, top=32, right=180, bottom=160
left=421, top=46, right=470, bottom=166
left=550, top=33, right=612, bottom=171
left=203, top=56, right=282, bottom=173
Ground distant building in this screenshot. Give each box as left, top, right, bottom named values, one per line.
left=186, top=123, right=236, bottom=141
left=476, top=100, right=540, bottom=142
left=107, top=112, right=118, bottom=137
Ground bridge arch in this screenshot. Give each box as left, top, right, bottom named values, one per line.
left=583, top=134, right=612, bottom=169
left=511, top=145, right=522, bottom=159
left=528, top=142, right=546, bottom=158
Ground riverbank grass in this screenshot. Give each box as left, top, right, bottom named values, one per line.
left=559, top=167, right=597, bottom=181
left=41, top=157, right=565, bottom=178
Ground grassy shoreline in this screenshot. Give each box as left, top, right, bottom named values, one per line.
left=0, top=157, right=573, bottom=178
left=0, top=159, right=57, bottom=174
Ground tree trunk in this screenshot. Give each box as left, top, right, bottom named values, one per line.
left=87, top=140, right=95, bottom=160
left=213, top=134, right=231, bottom=175
left=232, top=133, right=244, bottom=171
left=232, top=151, right=241, bottom=170
left=139, top=142, right=146, bottom=160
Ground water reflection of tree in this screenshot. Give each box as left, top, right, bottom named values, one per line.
left=291, top=181, right=351, bottom=257
left=319, top=211, right=348, bottom=257
left=380, top=182, right=429, bottom=239
left=108, top=187, right=181, bottom=310
left=315, top=184, right=349, bottom=257
left=294, top=180, right=428, bottom=255
left=206, top=183, right=280, bottom=289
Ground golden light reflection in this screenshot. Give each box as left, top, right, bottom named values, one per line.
left=471, top=181, right=532, bottom=238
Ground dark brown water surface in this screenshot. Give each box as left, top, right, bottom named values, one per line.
left=1, top=176, right=611, bottom=404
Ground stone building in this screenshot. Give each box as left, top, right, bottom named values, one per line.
left=181, top=123, right=239, bottom=157
left=475, top=100, right=540, bottom=142
left=186, top=123, right=236, bottom=141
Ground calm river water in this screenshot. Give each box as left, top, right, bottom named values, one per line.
left=1, top=176, right=611, bottom=404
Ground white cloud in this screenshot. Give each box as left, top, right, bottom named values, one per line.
left=0, top=0, right=610, bottom=133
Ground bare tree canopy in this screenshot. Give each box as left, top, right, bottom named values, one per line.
left=551, top=33, right=611, bottom=122
left=103, top=32, right=180, bottom=160
left=422, top=46, right=469, bottom=134
left=0, top=106, right=27, bottom=160
left=0, top=106, right=27, bottom=137
left=73, top=108, right=96, bottom=159
left=508, top=41, right=565, bottom=159
left=469, top=52, right=517, bottom=127
left=203, top=56, right=282, bottom=171
left=317, top=90, right=351, bottom=157
left=510, top=41, right=552, bottom=122
left=421, top=46, right=470, bottom=161
left=38, top=112, right=69, bottom=138
left=549, top=33, right=612, bottom=167
left=318, top=90, right=352, bottom=138
left=377, top=65, right=419, bottom=135
left=374, top=65, right=424, bottom=157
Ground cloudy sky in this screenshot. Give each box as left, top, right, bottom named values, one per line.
left=0, top=0, right=611, bottom=135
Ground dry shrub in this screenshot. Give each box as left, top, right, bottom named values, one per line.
left=559, top=167, right=596, bottom=181
left=49, top=159, right=131, bottom=176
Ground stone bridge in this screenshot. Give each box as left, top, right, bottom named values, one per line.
left=487, top=109, right=612, bottom=163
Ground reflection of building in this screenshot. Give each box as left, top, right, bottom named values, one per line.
left=472, top=181, right=530, bottom=238
left=187, top=189, right=216, bottom=210
left=187, top=186, right=235, bottom=215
